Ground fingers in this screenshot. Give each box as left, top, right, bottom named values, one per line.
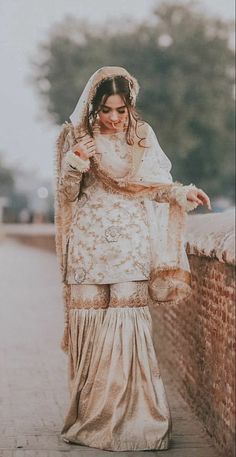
left=81, top=133, right=94, bottom=144
left=197, top=189, right=212, bottom=210
left=85, top=143, right=96, bottom=158
left=84, top=139, right=94, bottom=146
left=86, top=143, right=96, bottom=151
left=72, top=138, right=96, bottom=159
left=86, top=150, right=96, bottom=158
left=80, top=137, right=95, bottom=150
left=192, top=197, right=204, bottom=206
left=187, top=189, right=212, bottom=210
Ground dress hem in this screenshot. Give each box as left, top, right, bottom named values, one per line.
left=61, top=434, right=171, bottom=451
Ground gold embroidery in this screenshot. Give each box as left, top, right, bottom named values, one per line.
left=70, top=284, right=110, bottom=309
left=69, top=282, right=149, bottom=309
left=74, top=267, right=87, bottom=283
left=110, top=281, right=149, bottom=308
left=149, top=267, right=192, bottom=303
left=105, top=226, right=122, bottom=242
left=66, top=191, right=151, bottom=284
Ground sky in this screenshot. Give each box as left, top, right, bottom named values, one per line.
left=0, top=0, right=235, bottom=183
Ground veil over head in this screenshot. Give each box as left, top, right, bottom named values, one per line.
left=69, top=66, right=140, bottom=127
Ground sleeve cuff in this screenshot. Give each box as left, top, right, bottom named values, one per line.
left=65, top=150, right=90, bottom=172
left=171, top=183, right=199, bottom=212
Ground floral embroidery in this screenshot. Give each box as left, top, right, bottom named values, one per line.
left=74, top=267, right=87, bottom=283
left=64, top=132, right=161, bottom=285
left=65, top=187, right=151, bottom=284
left=105, top=226, right=122, bottom=243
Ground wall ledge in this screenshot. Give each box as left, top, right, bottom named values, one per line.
left=185, top=208, right=235, bottom=266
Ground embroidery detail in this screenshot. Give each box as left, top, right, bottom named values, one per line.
left=133, top=259, right=150, bottom=278
left=74, top=267, right=87, bottom=283
left=70, top=284, right=110, bottom=309
left=110, top=281, right=149, bottom=308
left=77, top=193, right=88, bottom=208
left=105, top=226, right=122, bottom=243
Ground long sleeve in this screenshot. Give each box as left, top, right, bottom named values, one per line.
left=59, top=158, right=83, bottom=201
left=58, top=132, right=90, bottom=202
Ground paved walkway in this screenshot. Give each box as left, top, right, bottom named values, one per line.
left=0, top=238, right=222, bottom=457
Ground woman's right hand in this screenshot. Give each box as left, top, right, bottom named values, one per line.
left=72, top=133, right=96, bottom=161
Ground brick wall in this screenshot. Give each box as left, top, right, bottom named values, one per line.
left=150, top=210, right=235, bottom=457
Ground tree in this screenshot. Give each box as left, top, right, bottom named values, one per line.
left=0, top=155, right=15, bottom=197
left=30, top=2, right=235, bottom=200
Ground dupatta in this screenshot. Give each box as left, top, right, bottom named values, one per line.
left=55, top=66, right=194, bottom=351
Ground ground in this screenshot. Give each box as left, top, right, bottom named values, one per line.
left=0, top=237, right=222, bottom=456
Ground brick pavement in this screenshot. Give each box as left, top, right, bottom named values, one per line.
left=0, top=238, right=223, bottom=457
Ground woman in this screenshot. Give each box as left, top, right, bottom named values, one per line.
left=55, top=66, right=211, bottom=452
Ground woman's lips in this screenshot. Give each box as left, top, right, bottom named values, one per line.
left=110, top=122, right=120, bottom=129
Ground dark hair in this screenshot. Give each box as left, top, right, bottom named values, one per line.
left=86, top=76, right=143, bottom=145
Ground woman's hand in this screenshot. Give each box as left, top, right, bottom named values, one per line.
left=72, top=134, right=96, bottom=161
left=187, top=187, right=212, bottom=210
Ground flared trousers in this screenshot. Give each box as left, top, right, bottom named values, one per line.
left=61, top=281, right=172, bottom=451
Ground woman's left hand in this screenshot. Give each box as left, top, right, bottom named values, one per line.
left=187, top=187, right=212, bottom=210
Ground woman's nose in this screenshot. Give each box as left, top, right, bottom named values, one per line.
left=110, top=111, right=119, bottom=121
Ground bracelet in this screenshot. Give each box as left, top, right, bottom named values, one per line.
left=65, top=150, right=90, bottom=172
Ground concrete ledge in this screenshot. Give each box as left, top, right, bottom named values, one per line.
left=186, top=208, right=235, bottom=265
left=1, top=223, right=55, bottom=252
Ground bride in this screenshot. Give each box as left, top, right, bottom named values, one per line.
left=54, top=66, right=211, bottom=451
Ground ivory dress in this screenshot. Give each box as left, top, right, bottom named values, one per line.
left=59, top=123, right=176, bottom=451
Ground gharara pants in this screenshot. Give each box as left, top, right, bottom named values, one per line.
left=61, top=281, right=172, bottom=451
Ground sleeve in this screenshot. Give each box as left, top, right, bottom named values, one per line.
left=135, top=124, right=198, bottom=212
left=58, top=132, right=90, bottom=202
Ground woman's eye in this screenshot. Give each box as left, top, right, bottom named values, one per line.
left=100, top=108, right=126, bottom=114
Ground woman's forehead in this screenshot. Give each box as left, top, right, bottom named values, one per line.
left=101, top=94, right=125, bottom=108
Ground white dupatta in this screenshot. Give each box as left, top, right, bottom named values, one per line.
left=55, top=66, right=198, bottom=354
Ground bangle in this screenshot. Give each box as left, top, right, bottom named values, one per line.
left=65, top=150, right=90, bottom=172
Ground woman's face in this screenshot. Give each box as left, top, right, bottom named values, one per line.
left=98, top=94, right=128, bottom=133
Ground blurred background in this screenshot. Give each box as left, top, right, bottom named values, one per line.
left=0, top=0, right=235, bottom=223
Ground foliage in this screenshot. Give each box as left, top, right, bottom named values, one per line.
left=30, top=2, right=235, bottom=200
left=0, top=155, right=15, bottom=197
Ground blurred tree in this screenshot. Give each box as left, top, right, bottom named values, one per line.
left=0, top=156, right=33, bottom=222
left=31, top=2, right=235, bottom=200
left=0, top=155, right=15, bottom=196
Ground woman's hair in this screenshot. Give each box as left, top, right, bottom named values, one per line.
left=86, top=76, right=144, bottom=145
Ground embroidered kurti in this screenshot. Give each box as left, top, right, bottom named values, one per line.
left=61, top=124, right=175, bottom=285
